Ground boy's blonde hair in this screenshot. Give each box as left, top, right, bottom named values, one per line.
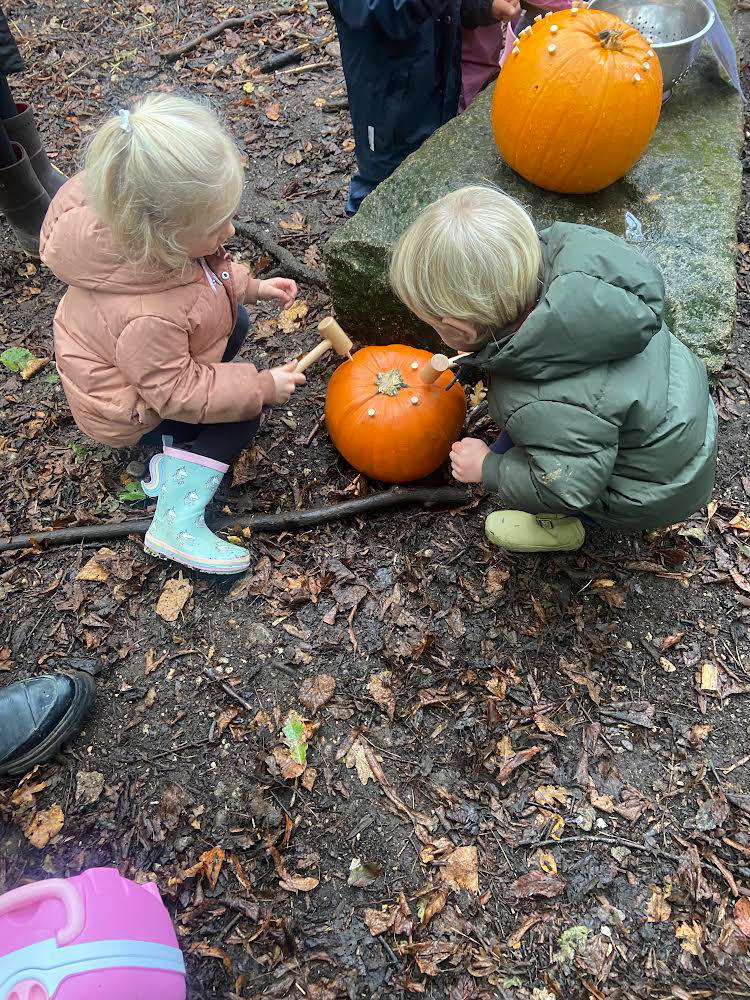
left=85, top=92, right=244, bottom=272
left=389, top=186, right=542, bottom=339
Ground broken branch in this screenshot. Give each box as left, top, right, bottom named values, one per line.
left=161, top=8, right=291, bottom=61
left=0, top=487, right=469, bottom=553
left=234, top=220, right=327, bottom=289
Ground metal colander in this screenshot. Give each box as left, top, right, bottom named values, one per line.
left=587, top=0, right=715, bottom=92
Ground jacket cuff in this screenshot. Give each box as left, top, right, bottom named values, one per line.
left=244, top=277, right=260, bottom=305
left=259, top=369, right=276, bottom=406
left=481, top=450, right=504, bottom=494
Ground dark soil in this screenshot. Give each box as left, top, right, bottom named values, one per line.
left=2, top=2, right=750, bottom=999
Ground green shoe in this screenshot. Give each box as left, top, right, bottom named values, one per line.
left=485, top=510, right=585, bottom=553
left=142, top=446, right=250, bottom=574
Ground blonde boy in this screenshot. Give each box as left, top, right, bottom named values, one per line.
left=390, top=186, right=717, bottom=552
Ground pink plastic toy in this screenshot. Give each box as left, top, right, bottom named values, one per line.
left=0, top=868, right=186, bottom=1000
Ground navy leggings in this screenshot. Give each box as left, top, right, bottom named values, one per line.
left=139, top=306, right=260, bottom=466
left=490, top=429, right=598, bottom=528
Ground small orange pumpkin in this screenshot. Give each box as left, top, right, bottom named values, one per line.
left=325, top=346, right=467, bottom=483
left=492, top=8, right=662, bottom=194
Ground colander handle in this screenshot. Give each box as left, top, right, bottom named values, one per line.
left=0, top=879, right=84, bottom=946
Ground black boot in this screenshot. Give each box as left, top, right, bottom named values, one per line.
left=3, top=102, right=68, bottom=198
left=0, top=143, right=50, bottom=256
left=0, top=672, right=95, bottom=777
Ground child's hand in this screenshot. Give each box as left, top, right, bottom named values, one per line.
left=492, top=0, right=520, bottom=20
left=269, top=360, right=306, bottom=404
left=450, top=437, right=490, bottom=484
left=258, top=278, right=298, bottom=308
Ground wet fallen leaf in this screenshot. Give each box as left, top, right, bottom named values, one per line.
left=265, top=101, right=281, bottom=121
left=534, top=713, right=567, bottom=737
left=646, top=889, right=672, bottom=922
left=272, top=745, right=307, bottom=780
left=268, top=841, right=319, bottom=893
left=735, top=896, right=750, bottom=937
left=282, top=710, right=308, bottom=766
left=344, top=741, right=375, bottom=785
left=693, top=795, right=729, bottom=832
left=216, top=706, right=242, bottom=735
left=417, top=889, right=448, bottom=926
left=534, top=785, right=569, bottom=808
left=299, top=673, right=336, bottom=714
left=278, top=300, right=308, bottom=333
left=156, top=575, right=193, bottom=622
left=76, top=547, right=117, bottom=582
left=25, top=804, right=64, bottom=848
left=507, top=914, right=544, bottom=949
left=485, top=566, right=510, bottom=593
left=368, top=670, right=396, bottom=720
left=144, top=648, right=167, bottom=676
left=348, top=858, right=383, bottom=888
left=189, top=942, right=232, bottom=973
left=497, top=746, right=542, bottom=785
left=441, top=846, right=479, bottom=894
left=363, top=907, right=396, bottom=936
left=676, top=920, right=704, bottom=958
left=511, top=870, right=565, bottom=899
left=469, top=381, right=486, bottom=407
left=539, top=851, right=558, bottom=876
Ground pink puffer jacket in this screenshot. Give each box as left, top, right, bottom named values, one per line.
left=39, top=174, right=275, bottom=447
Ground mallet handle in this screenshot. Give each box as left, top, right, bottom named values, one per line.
left=297, top=339, right=332, bottom=373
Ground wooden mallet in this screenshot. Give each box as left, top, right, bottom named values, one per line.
left=296, top=318, right=354, bottom=373
left=419, top=351, right=470, bottom=384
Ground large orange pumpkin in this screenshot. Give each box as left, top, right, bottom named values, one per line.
left=325, top=346, right=467, bottom=483
left=492, top=8, right=662, bottom=194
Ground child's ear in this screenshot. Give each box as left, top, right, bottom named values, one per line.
left=441, top=317, right=482, bottom=344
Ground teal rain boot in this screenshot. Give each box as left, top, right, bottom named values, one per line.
left=141, top=446, right=250, bottom=574
left=485, top=511, right=585, bottom=553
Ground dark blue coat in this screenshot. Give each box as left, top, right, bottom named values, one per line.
left=328, top=0, right=495, bottom=207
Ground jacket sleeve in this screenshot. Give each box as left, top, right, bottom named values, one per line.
left=230, top=262, right=260, bottom=305
left=481, top=399, right=619, bottom=513
left=461, top=0, right=496, bottom=29
left=332, top=0, right=448, bottom=40
left=115, top=316, right=276, bottom=424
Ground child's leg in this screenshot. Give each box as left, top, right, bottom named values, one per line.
left=222, top=304, right=250, bottom=361
left=140, top=419, right=198, bottom=450
left=188, top=416, right=261, bottom=467
left=0, top=75, right=17, bottom=119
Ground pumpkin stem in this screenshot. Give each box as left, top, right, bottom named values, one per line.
left=375, top=370, right=407, bottom=396
left=596, top=29, right=624, bottom=51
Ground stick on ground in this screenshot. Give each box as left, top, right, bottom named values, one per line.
left=234, top=220, right=327, bottom=289
left=0, top=487, right=469, bottom=553
left=161, top=8, right=291, bottom=61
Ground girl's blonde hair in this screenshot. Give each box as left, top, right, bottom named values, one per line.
left=389, top=186, right=542, bottom=339
left=85, top=92, right=244, bottom=272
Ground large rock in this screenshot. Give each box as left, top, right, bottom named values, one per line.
left=325, top=14, right=742, bottom=375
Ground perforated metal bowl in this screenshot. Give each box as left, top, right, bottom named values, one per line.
left=586, top=0, right=715, bottom=91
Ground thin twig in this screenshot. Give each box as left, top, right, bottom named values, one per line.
left=530, top=834, right=732, bottom=880
left=234, top=220, right=327, bottom=289
left=0, top=487, right=470, bottom=553
left=204, top=667, right=257, bottom=712
left=281, top=58, right=332, bottom=75
left=304, top=415, right=324, bottom=445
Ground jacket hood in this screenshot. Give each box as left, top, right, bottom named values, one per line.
left=464, top=223, right=666, bottom=382
left=40, top=173, right=192, bottom=296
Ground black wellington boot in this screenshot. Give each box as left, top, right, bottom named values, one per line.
left=3, top=102, right=68, bottom=198
left=0, top=143, right=50, bottom=256
left=0, top=672, right=96, bottom=777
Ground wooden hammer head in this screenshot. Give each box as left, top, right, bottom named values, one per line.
left=318, top=317, right=353, bottom=356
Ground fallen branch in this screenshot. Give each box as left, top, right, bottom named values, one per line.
left=281, top=58, right=332, bottom=76
left=260, top=32, right=334, bottom=72
left=234, top=220, right=327, bottom=289
left=161, top=7, right=291, bottom=61
left=0, top=487, right=469, bottom=553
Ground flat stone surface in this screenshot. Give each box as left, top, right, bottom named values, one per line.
left=325, top=9, right=742, bottom=375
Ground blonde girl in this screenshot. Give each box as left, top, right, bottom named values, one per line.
left=41, top=92, right=305, bottom=574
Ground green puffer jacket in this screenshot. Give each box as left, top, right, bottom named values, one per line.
left=462, top=223, right=717, bottom=532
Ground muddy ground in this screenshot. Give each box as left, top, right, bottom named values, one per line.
left=2, top=2, right=750, bottom=998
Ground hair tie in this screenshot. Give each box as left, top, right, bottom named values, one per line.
left=118, top=109, right=131, bottom=133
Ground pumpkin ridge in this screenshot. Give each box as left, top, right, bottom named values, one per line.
left=556, top=33, right=614, bottom=190
left=536, top=34, right=596, bottom=182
